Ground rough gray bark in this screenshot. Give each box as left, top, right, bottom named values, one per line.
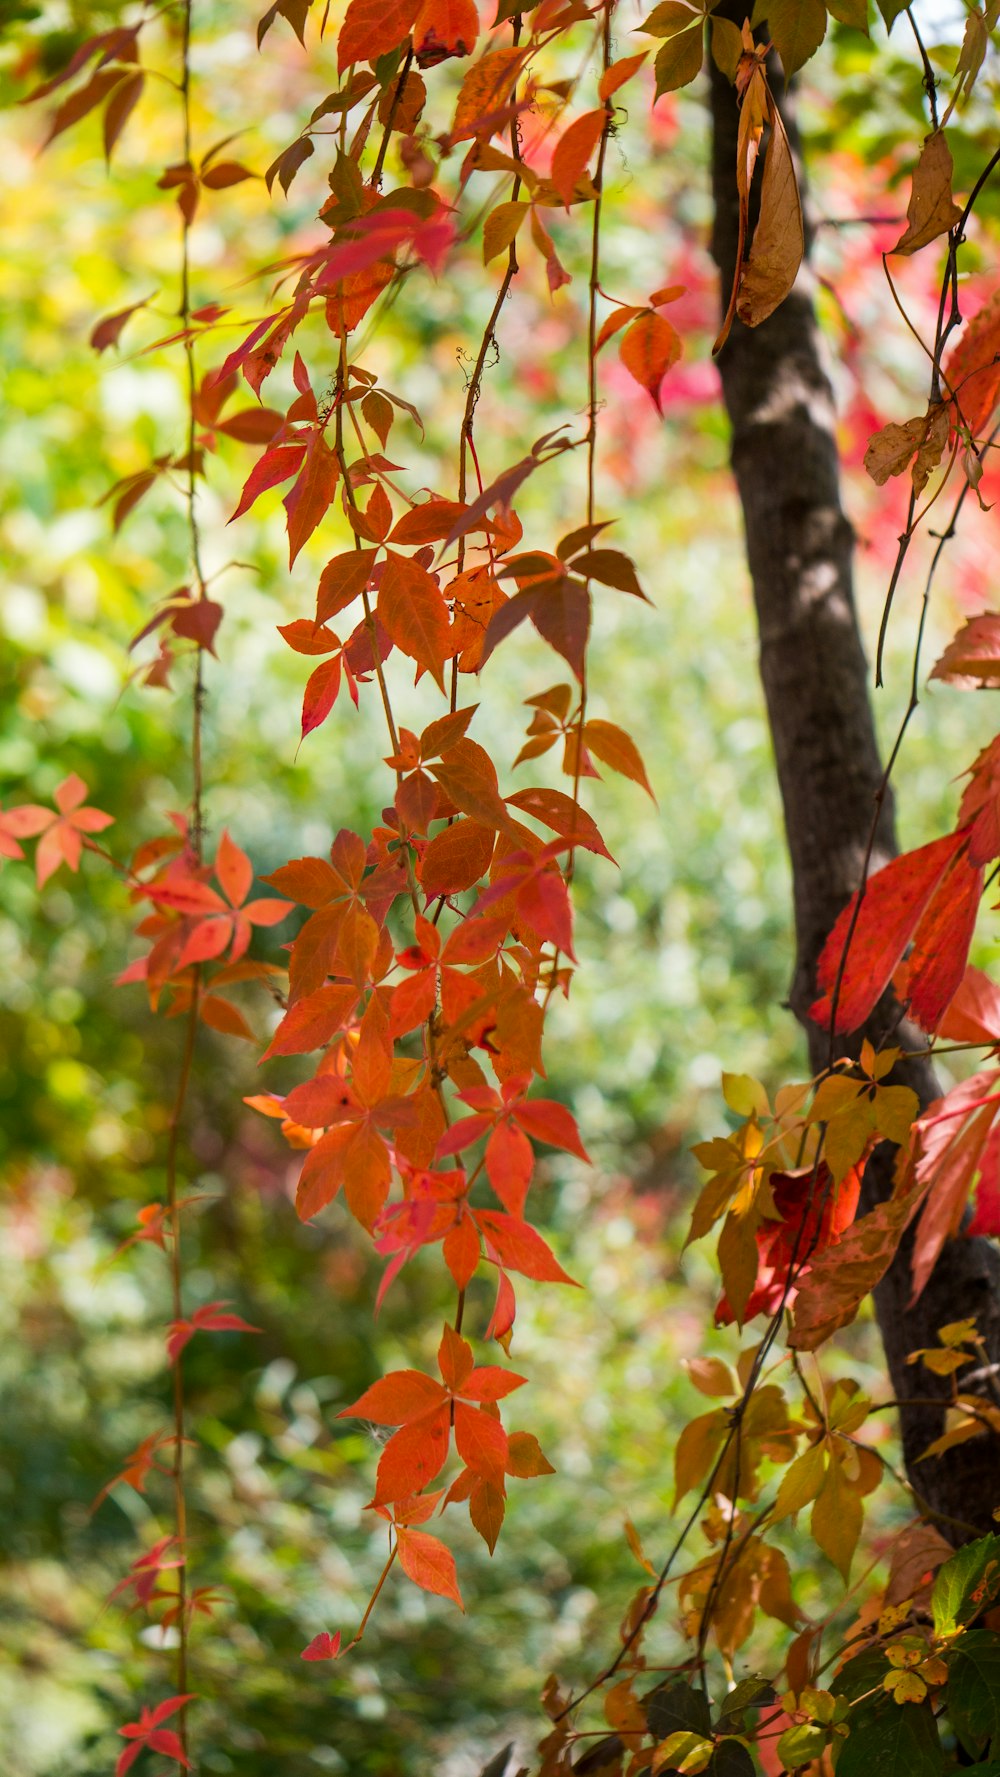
left=709, top=35, right=1000, bottom=1537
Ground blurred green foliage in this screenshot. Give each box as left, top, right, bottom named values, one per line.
left=2, top=2, right=1000, bottom=1772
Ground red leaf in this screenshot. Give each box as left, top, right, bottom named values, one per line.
left=301, top=656, right=343, bottom=737
left=443, top=1213, right=480, bottom=1288
left=395, top=1526, right=464, bottom=1607
left=910, top=1070, right=1000, bottom=1300
left=91, top=296, right=151, bottom=353
left=967, top=1126, right=1000, bottom=1236
left=959, top=736, right=1000, bottom=865
left=944, top=288, right=1000, bottom=440
left=296, top=1123, right=356, bottom=1219
left=230, top=442, right=305, bottom=522
left=513, top=1097, right=590, bottom=1161
left=809, top=830, right=967, bottom=1034
left=485, top=1120, right=533, bottom=1215
left=284, top=436, right=340, bottom=566
left=506, top=786, right=613, bottom=861
left=939, top=965, right=1000, bottom=1045
left=343, top=1120, right=393, bottom=1229
left=462, top=1364, right=527, bottom=1402
left=302, top=1630, right=342, bottom=1660
left=262, top=855, right=339, bottom=907
left=898, top=850, right=983, bottom=1033
left=931, top=614, right=1000, bottom=688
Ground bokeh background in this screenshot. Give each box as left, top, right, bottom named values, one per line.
left=2, top=3, right=1000, bottom=1771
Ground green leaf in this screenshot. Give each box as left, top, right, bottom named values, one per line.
left=764, top=0, right=828, bottom=75
left=715, top=1676, right=775, bottom=1731
left=777, top=1722, right=827, bottom=1769
left=825, top=0, right=869, bottom=31
left=932, top=1535, right=1000, bottom=1636
left=835, top=1698, right=944, bottom=1777
left=653, top=25, right=704, bottom=94
left=948, top=1630, right=1000, bottom=1757
left=646, top=1682, right=712, bottom=1742
left=875, top=0, right=908, bottom=27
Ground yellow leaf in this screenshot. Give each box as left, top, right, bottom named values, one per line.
left=652, top=1732, right=714, bottom=1775
left=882, top=1668, right=928, bottom=1704
left=482, top=199, right=528, bottom=265
left=718, top=1201, right=762, bottom=1326
left=811, top=1457, right=862, bottom=1580
left=772, top=1440, right=827, bottom=1521
left=673, top=1408, right=727, bottom=1505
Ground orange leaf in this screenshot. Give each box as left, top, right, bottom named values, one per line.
left=475, top=1210, right=577, bottom=1284
left=342, top=1120, right=392, bottom=1229
left=619, top=310, right=681, bottom=411
left=582, top=719, right=655, bottom=798
left=339, top=1368, right=448, bottom=1424
left=419, top=818, right=496, bottom=896
left=395, top=1526, right=464, bottom=1607
left=374, top=1405, right=452, bottom=1502
left=412, top=0, right=478, bottom=65
left=378, top=551, right=451, bottom=689
left=944, top=289, right=1000, bottom=439
left=598, top=50, right=648, bottom=99
left=451, top=48, right=526, bottom=141
left=315, top=548, right=378, bottom=623
left=337, top=0, right=421, bottom=72
left=550, top=109, right=604, bottom=209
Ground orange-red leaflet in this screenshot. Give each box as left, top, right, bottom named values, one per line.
left=619, top=309, right=682, bottom=412
left=166, top=1300, right=262, bottom=1364
left=396, top=1526, right=464, bottom=1608
left=116, top=1695, right=196, bottom=1777
left=1, top=773, right=114, bottom=888
left=550, top=108, right=605, bottom=209
left=809, top=829, right=977, bottom=1035
left=301, top=1630, right=342, bottom=1661
left=339, top=1328, right=527, bottom=1505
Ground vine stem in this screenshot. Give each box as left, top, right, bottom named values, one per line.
left=168, top=0, right=205, bottom=1750
left=165, top=982, right=200, bottom=1753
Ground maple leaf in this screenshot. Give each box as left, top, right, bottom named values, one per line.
left=116, top=1694, right=196, bottom=1777
left=1, top=774, right=114, bottom=887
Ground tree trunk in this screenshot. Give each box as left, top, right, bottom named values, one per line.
left=708, top=29, right=1000, bottom=1537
